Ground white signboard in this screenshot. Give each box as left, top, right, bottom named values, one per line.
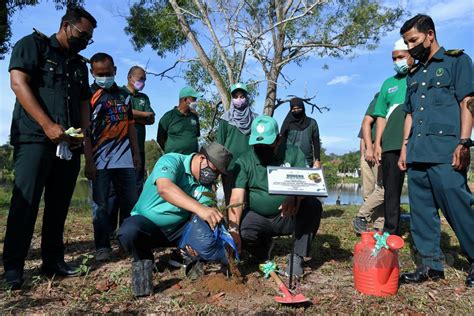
left=267, top=166, right=328, bottom=197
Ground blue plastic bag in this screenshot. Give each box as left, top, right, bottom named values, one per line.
left=179, top=215, right=240, bottom=264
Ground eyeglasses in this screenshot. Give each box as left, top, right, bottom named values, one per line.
left=67, top=21, right=94, bottom=45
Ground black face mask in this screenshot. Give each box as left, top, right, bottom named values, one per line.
left=199, top=165, right=218, bottom=186
left=254, top=146, right=274, bottom=165
left=67, top=36, right=88, bottom=54
left=408, top=36, right=431, bottom=62
left=292, top=110, right=304, bottom=118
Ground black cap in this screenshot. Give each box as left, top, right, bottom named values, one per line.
left=200, top=142, right=233, bottom=175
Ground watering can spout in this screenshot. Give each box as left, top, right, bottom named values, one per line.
left=386, top=235, right=404, bottom=250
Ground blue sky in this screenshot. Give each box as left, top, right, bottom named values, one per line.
left=0, top=0, right=473, bottom=154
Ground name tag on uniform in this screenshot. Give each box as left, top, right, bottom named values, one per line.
left=267, top=166, right=328, bottom=197
left=388, top=86, right=399, bottom=94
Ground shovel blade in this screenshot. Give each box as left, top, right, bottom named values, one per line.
left=274, top=294, right=310, bottom=304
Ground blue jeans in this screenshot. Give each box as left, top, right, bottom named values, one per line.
left=92, top=168, right=138, bottom=250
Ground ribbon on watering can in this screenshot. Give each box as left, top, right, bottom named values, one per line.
left=259, top=261, right=277, bottom=278
left=371, top=232, right=390, bottom=257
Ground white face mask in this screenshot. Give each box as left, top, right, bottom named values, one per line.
left=393, top=59, right=409, bottom=75
left=95, top=76, right=115, bottom=89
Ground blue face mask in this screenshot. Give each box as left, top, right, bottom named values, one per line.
left=393, top=59, right=409, bottom=75
left=95, top=76, right=115, bottom=89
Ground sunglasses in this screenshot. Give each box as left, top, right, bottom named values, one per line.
left=67, top=21, right=94, bottom=45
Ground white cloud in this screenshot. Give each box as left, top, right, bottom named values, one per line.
left=426, top=1, right=473, bottom=23
left=327, top=75, right=357, bottom=86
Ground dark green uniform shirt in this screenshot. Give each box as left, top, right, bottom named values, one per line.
left=216, top=119, right=252, bottom=170
left=402, top=47, right=473, bottom=163
left=8, top=31, right=91, bottom=144
left=285, top=118, right=320, bottom=166
left=234, top=143, right=307, bottom=217
left=157, top=108, right=200, bottom=155
left=121, top=86, right=154, bottom=153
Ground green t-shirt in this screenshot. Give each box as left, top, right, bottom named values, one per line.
left=373, top=75, right=407, bottom=152
left=131, top=153, right=213, bottom=231
left=234, top=144, right=306, bottom=217
left=216, top=119, right=252, bottom=170
left=121, top=86, right=154, bottom=153
left=158, top=108, right=200, bottom=154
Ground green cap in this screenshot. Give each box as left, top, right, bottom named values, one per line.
left=230, top=82, right=248, bottom=94
left=249, top=115, right=279, bottom=146
left=200, top=142, right=233, bottom=175
left=179, top=86, right=202, bottom=99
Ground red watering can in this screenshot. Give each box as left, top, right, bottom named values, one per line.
left=353, top=231, right=404, bottom=297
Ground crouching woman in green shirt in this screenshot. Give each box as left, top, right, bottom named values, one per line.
left=217, top=82, right=257, bottom=204
left=117, top=142, right=232, bottom=295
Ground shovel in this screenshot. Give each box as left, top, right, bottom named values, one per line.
left=268, top=269, right=310, bottom=304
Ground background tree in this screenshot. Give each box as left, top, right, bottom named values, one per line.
left=144, top=140, right=162, bottom=175
left=0, top=0, right=84, bottom=59
left=337, top=150, right=360, bottom=174
left=125, top=0, right=403, bottom=115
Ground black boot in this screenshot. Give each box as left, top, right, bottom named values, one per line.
left=400, top=265, right=445, bottom=284
left=41, top=261, right=81, bottom=277
left=4, top=268, right=24, bottom=290
left=132, top=259, right=154, bottom=297
left=466, top=264, right=474, bottom=288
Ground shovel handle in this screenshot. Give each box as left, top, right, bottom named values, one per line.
left=268, top=270, right=284, bottom=286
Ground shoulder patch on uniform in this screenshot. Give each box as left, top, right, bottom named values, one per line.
left=33, top=28, right=48, bottom=41
left=444, top=49, right=464, bottom=57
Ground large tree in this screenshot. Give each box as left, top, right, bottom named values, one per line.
left=125, top=0, right=403, bottom=115
left=0, top=0, right=84, bottom=59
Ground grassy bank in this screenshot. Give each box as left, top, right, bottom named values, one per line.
left=0, top=205, right=472, bottom=314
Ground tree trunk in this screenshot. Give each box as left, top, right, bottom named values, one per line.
left=169, top=0, right=230, bottom=110
left=263, top=71, right=279, bottom=116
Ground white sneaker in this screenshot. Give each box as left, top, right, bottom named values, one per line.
left=96, top=248, right=112, bottom=262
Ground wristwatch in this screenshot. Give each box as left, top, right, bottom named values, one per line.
left=458, top=138, right=473, bottom=147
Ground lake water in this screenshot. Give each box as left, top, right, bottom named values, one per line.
left=71, top=180, right=409, bottom=207
left=320, top=183, right=409, bottom=205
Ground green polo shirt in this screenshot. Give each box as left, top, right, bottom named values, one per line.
left=121, top=86, right=154, bottom=153
left=158, top=108, right=200, bottom=154
left=131, top=153, right=213, bottom=231
left=216, top=119, right=252, bottom=170
left=373, top=75, right=407, bottom=152
left=8, top=31, right=91, bottom=144
left=234, top=143, right=307, bottom=217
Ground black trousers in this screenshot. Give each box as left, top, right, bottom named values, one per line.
left=240, top=196, right=322, bottom=259
left=382, top=150, right=405, bottom=235
left=117, top=215, right=187, bottom=261
left=3, top=143, right=80, bottom=273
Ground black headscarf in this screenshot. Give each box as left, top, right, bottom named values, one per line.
left=280, top=97, right=311, bottom=136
